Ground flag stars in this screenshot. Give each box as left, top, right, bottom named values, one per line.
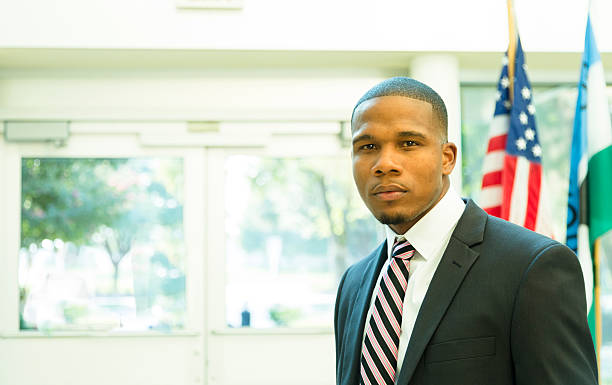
left=527, top=104, right=536, bottom=115
left=502, top=56, right=509, bottom=66
left=501, top=76, right=510, bottom=88
left=516, top=137, right=527, bottom=151
left=525, top=128, right=535, bottom=141
left=519, top=111, right=528, bottom=125
left=521, top=87, right=531, bottom=100
left=504, top=100, right=512, bottom=109
left=522, top=63, right=528, bottom=71
left=532, top=144, right=542, bottom=157
left=496, top=91, right=501, bottom=101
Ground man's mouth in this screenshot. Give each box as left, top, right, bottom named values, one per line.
left=372, top=184, right=407, bottom=201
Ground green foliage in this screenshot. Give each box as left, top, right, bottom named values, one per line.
left=63, top=303, right=89, bottom=323
left=21, top=158, right=183, bottom=247
left=268, top=305, right=301, bottom=327
left=21, top=157, right=185, bottom=295
left=21, top=158, right=126, bottom=247
left=237, top=156, right=380, bottom=275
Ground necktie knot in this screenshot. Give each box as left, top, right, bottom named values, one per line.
left=391, top=238, right=415, bottom=260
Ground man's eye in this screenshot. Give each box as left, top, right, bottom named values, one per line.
left=360, top=144, right=376, bottom=150
left=401, top=141, right=418, bottom=147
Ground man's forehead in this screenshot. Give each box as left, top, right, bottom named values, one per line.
left=351, top=96, right=445, bottom=140
left=352, top=96, right=436, bottom=130
left=353, top=95, right=433, bottom=117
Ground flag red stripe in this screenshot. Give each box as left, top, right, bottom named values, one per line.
left=484, top=206, right=502, bottom=217
left=501, top=155, right=517, bottom=221
left=482, top=171, right=503, bottom=187
left=524, top=163, right=542, bottom=231
left=487, top=134, right=508, bottom=152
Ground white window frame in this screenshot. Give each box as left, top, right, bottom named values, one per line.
left=0, top=126, right=207, bottom=336
left=0, top=120, right=361, bottom=385
left=0, top=123, right=216, bottom=385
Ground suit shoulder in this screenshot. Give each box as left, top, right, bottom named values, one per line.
left=474, top=214, right=579, bottom=278
left=484, top=214, right=561, bottom=255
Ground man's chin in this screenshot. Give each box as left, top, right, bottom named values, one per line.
left=376, top=213, right=409, bottom=226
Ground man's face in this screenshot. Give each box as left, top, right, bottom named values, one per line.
left=351, top=95, right=457, bottom=235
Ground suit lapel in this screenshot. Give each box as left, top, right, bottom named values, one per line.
left=341, top=242, right=387, bottom=385
left=395, top=200, right=487, bottom=384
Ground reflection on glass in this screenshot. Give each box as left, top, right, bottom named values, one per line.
left=460, top=86, right=500, bottom=202
left=225, top=156, right=383, bottom=328
left=19, top=158, right=185, bottom=332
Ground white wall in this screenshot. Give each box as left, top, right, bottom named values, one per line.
left=0, top=69, right=391, bottom=121
left=0, top=336, right=204, bottom=385
left=0, top=0, right=610, bottom=52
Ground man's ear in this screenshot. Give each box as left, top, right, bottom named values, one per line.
left=441, top=142, right=457, bottom=176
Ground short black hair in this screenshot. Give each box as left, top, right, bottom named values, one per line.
left=351, top=77, right=448, bottom=140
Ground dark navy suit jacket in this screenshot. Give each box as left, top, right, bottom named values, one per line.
left=334, top=200, right=598, bottom=385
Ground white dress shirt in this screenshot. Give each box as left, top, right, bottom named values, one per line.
left=362, top=187, right=466, bottom=373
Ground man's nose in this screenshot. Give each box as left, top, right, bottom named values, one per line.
left=373, top=148, right=402, bottom=175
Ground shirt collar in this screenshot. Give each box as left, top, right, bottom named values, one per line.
left=385, top=187, right=466, bottom=261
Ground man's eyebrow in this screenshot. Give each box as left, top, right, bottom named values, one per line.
left=397, top=131, right=427, bottom=139
left=352, top=134, right=373, bottom=144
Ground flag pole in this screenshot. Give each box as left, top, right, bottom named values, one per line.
left=594, top=237, right=601, bottom=372
left=506, top=0, right=517, bottom=101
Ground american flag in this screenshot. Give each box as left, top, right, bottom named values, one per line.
left=479, top=37, right=551, bottom=236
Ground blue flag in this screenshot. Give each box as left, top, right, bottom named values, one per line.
left=566, top=14, right=612, bottom=354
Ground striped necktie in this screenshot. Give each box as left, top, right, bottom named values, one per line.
left=360, top=238, right=415, bottom=385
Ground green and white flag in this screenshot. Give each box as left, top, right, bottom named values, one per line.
left=566, top=13, right=612, bottom=351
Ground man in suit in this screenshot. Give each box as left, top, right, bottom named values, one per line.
left=334, top=77, right=598, bottom=385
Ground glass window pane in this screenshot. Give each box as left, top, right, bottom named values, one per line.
left=225, top=155, right=383, bottom=328
left=459, top=86, right=500, bottom=202
left=19, top=158, right=186, bottom=332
